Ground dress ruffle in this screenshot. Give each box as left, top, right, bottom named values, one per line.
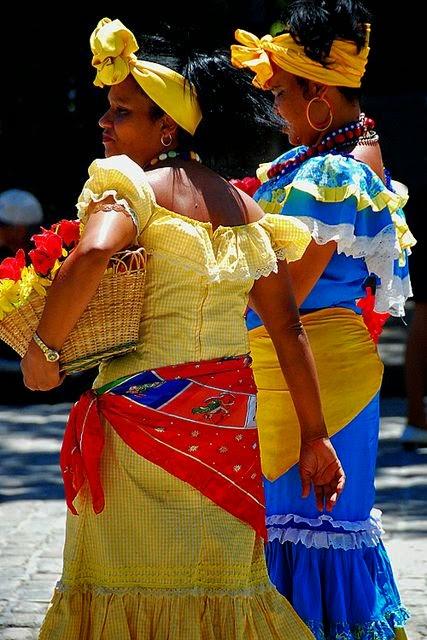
left=142, top=213, right=311, bottom=282
left=255, top=151, right=415, bottom=316
left=76, top=155, right=155, bottom=236
left=296, top=219, right=412, bottom=316
left=305, top=606, right=409, bottom=640
left=266, top=538, right=409, bottom=640
left=257, top=152, right=408, bottom=215
left=267, top=508, right=384, bottom=550
left=76, top=155, right=312, bottom=284
left=39, top=584, right=315, bottom=640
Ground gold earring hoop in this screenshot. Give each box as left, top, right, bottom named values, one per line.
left=161, top=133, right=173, bottom=147
left=306, top=95, right=333, bottom=132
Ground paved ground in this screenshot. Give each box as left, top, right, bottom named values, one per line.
left=0, top=400, right=426, bottom=639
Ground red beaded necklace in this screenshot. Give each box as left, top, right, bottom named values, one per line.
left=267, top=113, right=377, bottom=180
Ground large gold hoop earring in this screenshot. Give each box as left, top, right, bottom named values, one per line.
left=161, top=133, right=173, bottom=147
left=306, top=95, right=333, bottom=132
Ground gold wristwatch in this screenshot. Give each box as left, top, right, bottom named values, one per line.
left=33, top=333, right=60, bottom=362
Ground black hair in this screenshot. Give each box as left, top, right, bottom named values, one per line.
left=283, top=0, right=371, bottom=101
left=134, top=28, right=279, bottom=178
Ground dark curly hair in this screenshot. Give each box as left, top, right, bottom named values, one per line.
left=282, top=0, right=371, bottom=101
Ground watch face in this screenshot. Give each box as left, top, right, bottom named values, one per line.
left=47, top=351, right=60, bottom=362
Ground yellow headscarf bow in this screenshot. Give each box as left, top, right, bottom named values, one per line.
left=231, top=27, right=370, bottom=89
left=90, top=18, right=202, bottom=135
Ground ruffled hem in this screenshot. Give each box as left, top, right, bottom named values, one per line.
left=39, top=583, right=315, bottom=640
left=305, top=605, right=409, bottom=640
left=266, top=537, right=409, bottom=640
left=266, top=508, right=384, bottom=550
left=144, top=213, right=311, bottom=283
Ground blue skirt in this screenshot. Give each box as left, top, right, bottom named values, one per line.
left=265, top=394, right=409, bottom=640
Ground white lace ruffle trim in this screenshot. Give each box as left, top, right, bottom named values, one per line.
left=144, top=246, right=286, bottom=284
left=267, top=508, right=384, bottom=550
left=300, top=219, right=412, bottom=317
left=55, top=580, right=275, bottom=598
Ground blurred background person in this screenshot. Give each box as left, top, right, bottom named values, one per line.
left=0, top=189, right=44, bottom=365
left=0, top=189, right=44, bottom=261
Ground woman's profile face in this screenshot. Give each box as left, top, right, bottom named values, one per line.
left=98, top=76, right=164, bottom=167
left=267, top=67, right=316, bottom=147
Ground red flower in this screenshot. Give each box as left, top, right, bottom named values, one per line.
left=31, top=230, right=63, bottom=261
left=0, top=249, right=26, bottom=281
left=357, top=286, right=390, bottom=343
left=229, top=176, right=261, bottom=197
left=28, top=248, right=57, bottom=277
left=56, top=219, right=80, bottom=248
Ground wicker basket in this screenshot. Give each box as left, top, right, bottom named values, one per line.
left=0, top=248, right=147, bottom=374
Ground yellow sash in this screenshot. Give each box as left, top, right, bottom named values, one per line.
left=249, top=308, right=383, bottom=480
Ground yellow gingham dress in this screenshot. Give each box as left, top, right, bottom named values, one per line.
left=39, top=155, right=314, bottom=640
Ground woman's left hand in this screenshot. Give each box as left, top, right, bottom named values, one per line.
left=299, top=437, right=346, bottom=512
left=21, top=340, right=65, bottom=391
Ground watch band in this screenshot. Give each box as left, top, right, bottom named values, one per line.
left=33, top=333, right=60, bottom=362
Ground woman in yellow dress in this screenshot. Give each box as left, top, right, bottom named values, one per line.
left=21, top=18, right=344, bottom=639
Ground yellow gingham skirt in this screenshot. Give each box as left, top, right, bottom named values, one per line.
left=39, top=421, right=314, bottom=639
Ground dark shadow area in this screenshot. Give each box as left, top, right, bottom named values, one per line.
left=0, top=367, right=96, bottom=406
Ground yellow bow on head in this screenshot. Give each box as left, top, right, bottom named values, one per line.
left=231, top=27, right=370, bottom=89
left=90, top=18, right=202, bottom=135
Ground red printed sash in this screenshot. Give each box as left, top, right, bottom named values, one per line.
left=60, top=356, right=266, bottom=539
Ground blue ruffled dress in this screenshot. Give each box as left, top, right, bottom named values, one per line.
left=248, top=149, right=415, bottom=640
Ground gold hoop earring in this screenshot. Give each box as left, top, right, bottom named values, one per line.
left=306, top=95, right=333, bottom=132
left=161, top=133, right=173, bottom=147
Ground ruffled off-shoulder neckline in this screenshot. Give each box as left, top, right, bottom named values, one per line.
left=76, top=154, right=312, bottom=285
left=142, top=209, right=312, bottom=283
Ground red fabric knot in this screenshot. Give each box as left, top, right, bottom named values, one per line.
left=60, top=390, right=105, bottom=516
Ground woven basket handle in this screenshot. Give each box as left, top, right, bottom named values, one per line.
left=109, top=247, right=147, bottom=274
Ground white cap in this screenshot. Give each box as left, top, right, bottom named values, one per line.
left=0, top=189, right=43, bottom=226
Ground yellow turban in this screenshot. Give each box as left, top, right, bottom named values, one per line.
left=231, top=27, right=370, bottom=89
left=90, top=18, right=202, bottom=135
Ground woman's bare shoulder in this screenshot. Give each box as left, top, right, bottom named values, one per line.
left=145, top=164, right=265, bottom=226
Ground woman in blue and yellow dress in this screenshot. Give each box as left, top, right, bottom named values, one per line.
left=19, top=18, right=346, bottom=640
left=232, top=1, right=415, bottom=639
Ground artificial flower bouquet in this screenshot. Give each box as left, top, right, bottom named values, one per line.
left=0, top=220, right=146, bottom=373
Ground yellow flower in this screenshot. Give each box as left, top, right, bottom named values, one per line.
left=18, top=266, right=51, bottom=304
left=50, top=259, right=62, bottom=278
left=0, top=279, right=20, bottom=320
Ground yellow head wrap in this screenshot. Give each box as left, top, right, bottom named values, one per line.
left=231, top=26, right=370, bottom=89
left=90, top=18, right=202, bottom=135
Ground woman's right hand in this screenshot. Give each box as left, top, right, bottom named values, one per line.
left=299, top=437, right=345, bottom=512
